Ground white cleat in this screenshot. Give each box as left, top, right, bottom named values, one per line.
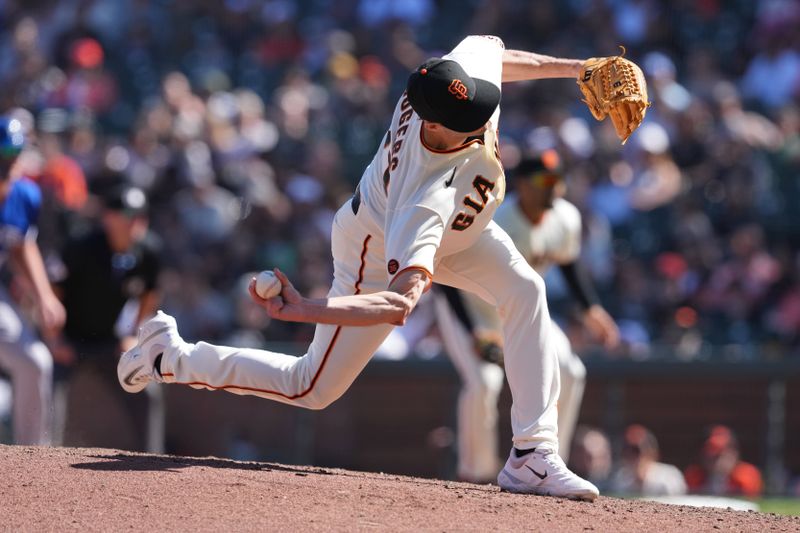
left=117, top=310, right=182, bottom=393
left=497, top=447, right=599, bottom=501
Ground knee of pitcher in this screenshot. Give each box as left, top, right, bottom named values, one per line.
left=499, top=271, right=547, bottom=309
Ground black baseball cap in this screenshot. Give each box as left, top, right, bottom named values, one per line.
left=406, top=58, right=501, bottom=133
left=102, top=184, right=149, bottom=216
left=514, top=149, right=563, bottom=178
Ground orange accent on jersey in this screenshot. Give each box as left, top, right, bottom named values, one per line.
left=354, top=234, right=372, bottom=294
left=448, top=79, right=469, bottom=100
left=389, top=265, right=434, bottom=293
left=168, top=234, right=373, bottom=401
left=419, top=128, right=484, bottom=154
left=382, top=166, right=391, bottom=193
left=167, top=327, right=342, bottom=400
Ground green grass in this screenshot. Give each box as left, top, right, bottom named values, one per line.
left=758, top=498, right=800, bottom=516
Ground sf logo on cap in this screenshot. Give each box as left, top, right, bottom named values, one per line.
left=448, top=79, right=469, bottom=100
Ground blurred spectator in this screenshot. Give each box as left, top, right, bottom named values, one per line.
left=740, top=10, right=800, bottom=110
left=52, top=180, right=163, bottom=452
left=37, top=129, right=89, bottom=212
left=684, top=425, right=764, bottom=498
left=569, top=426, right=613, bottom=492
left=0, top=1, right=794, bottom=361
left=610, top=424, right=687, bottom=497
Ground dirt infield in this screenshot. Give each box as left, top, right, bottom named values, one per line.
left=1, top=445, right=797, bottom=532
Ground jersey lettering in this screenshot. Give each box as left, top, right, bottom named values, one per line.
left=451, top=213, right=475, bottom=231
left=473, top=175, right=494, bottom=204
left=384, top=93, right=414, bottom=191
left=463, top=195, right=484, bottom=213
left=382, top=130, right=392, bottom=192
left=451, top=175, right=496, bottom=231
left=399, top=109, right=413, bottom=125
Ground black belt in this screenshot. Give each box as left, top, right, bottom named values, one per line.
left=351, top=183, right=361, bottom=214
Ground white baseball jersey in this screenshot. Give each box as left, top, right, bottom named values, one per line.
left=494, top=195, right=582, bottom=276
left=358, top=35, right=506, bottom=282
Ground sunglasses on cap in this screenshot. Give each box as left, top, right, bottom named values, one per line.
left=529, top=171, right=563, bottom=188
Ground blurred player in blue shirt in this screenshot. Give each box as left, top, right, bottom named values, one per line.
left=0, top=116, right=65, bottom=445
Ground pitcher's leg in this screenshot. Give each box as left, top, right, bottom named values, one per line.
left=552, top=322, right=585, bottom=462
left=154, top=200, right=396, bottom=409
left=435, top=222, right=559, bottom=451
left=161, top=319, right=393, bottom=409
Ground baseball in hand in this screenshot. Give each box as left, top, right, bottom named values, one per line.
left=255, top=270, right=282, bottom=299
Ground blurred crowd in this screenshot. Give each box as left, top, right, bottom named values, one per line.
left=570, top=423, right=766, bottom=501
left=0, top=0, right=796, bottom=361
left=0, top=0, right=795, bottom=501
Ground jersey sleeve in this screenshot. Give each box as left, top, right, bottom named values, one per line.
left=20, top=179, right=42, bottom=239
left=384, top=205, right=444, bottom=284
left=0, top=179, right=43, bottom=246
left=443, top=35, right=504, bottom=88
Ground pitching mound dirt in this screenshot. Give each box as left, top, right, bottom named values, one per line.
left=1, top=445, right=796, bottom=532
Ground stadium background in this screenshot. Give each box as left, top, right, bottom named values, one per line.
left=0, top=0, right=798, bottom=509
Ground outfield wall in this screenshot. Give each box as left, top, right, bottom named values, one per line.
left=59, top=355, right=800, bottom=494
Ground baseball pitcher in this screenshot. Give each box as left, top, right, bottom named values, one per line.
left=118, top=35, right=646, bottom=501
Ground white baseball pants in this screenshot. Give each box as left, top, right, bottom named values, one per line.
left=0, top=286, right=53, bottom=445
left=161, top=202, right=560, bottom=450
left=434, top=292, right=586, bottom=479
left=551, top=323, right=586, bottom=462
